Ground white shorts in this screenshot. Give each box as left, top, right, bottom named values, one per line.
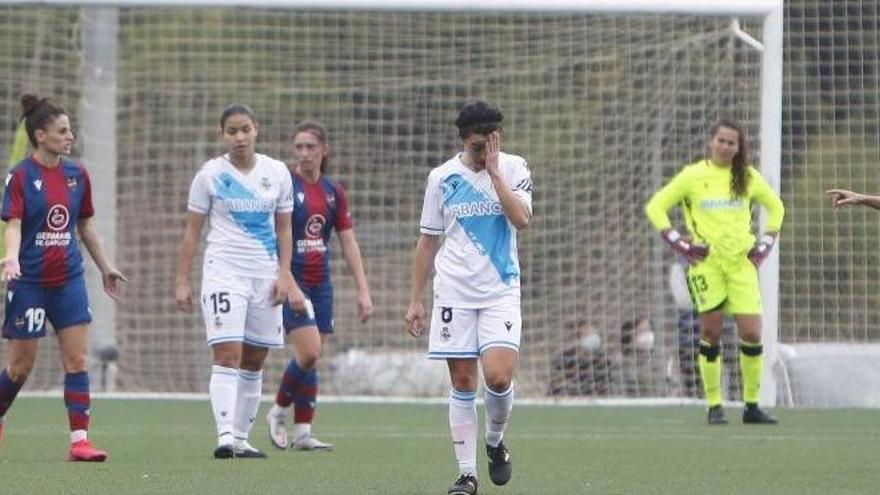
left=200, top=266, right=284, bottom=349
left=427, top=303, right=522, bottom=359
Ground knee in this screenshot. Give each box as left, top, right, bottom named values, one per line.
left=450, top=373, right=478, bottom=392
left=6, top=360, right=34, bottom=383
left=483, top=374, right=512, bottom=394
left=213, top=351, right=241, bottom=369
left=297, top=352, right=320, bottom=371
left=64, top=357, right=88, bottom=373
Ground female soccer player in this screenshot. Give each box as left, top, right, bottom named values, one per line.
left=645, top=119, right=785, bottom=425
left=405, top=101, right=532, bottom=495
left=0, top=94, right=126, bottom=461
left=176, top=104, right=298, bottom=459
left=265, top=120, right=372, bottom=451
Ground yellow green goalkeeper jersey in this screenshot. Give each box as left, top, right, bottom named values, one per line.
left=644, top=159, right=785, bottom=259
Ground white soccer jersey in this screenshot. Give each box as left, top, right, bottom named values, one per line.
left=188, top=153, right=294, bottom=278
left=419, top=151, right=533, bottom=307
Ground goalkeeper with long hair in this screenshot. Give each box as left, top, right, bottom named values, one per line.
left=645, top=119, right=784, bottom=425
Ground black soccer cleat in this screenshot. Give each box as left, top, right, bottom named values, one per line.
left=448, top=474, right=478, bottom=495
left=213, top=444, right=234, bottom=459
left=707, top=405, right=728, bottom=425
left=486, top=441, right=512, bottom=486
left=743, top=404, right=778, bottom=424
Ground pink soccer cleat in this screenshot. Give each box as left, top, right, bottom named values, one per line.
left=67, top=439, right=108, bottom=462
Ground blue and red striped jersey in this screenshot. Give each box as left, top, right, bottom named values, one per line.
left=291, top=172, right=353, bottom=286
left=1, top=156, right=94, bottom=286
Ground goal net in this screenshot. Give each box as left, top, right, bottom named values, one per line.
left=0, top=1, right=785, bottom=402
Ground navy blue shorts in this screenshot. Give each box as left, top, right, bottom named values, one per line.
left=3, top=276, right=92, bottom=339
left=283, top=282, right=333, bottom=334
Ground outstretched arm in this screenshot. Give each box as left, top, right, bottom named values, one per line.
left=826, top=189, right=880, bottom=210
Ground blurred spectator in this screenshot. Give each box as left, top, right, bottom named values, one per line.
left=619, top=316, right=665, bottom=397
left=549, top=320, right=611, bottom=396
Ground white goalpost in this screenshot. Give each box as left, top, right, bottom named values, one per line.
left=0, top=0, right=783, bottom=405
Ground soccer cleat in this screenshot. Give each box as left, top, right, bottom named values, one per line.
left=67, top=440, right=108, bottom=462
left=743, top=405, right=778, bottom=424
left=213, top=444, right=234, bottom=459
left=448, top=474, right=478, bottom=495
left=265, top=409, right=289, bottom=450
left=233, top=440, right=268, bottom=458
left=486, top=441, right=512, bottom=486
left=291, top=435, right=334, bottom=451
left=707, top=405, right=728, bottom=425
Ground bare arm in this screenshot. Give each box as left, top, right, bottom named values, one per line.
left=1, top=219, right=22, bottom=281
left=273, top=211, right=303, bottom=308
left=826, top=189, right=880, bottom=210
left=175, top=212, right=205, bottom=311
left=78, top=217, right=127, bottom=300
left=485, top=131, right=530, bottom=230
left=404, top=234, right=441, bottom=337
left=338, top=228, right=373, bottom=322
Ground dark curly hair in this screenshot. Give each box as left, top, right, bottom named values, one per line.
left=454, top=100, right=503, bottom=139
left=19, top=94, right=68, bottom=147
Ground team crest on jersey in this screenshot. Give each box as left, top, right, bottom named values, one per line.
left=47, top=204, right=70, bottom=231
left=305, top=214, right=326, bottom=238
left=260, top=177, right=271, bottom=191
left=67, top=175, right=78, bottom=190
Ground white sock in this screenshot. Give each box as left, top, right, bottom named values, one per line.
left=70, top=429, right=87, bottom=443
left=293, top=423, right=311, bottom=442
left=233, top=369, right=263, bottom=441
left=269, top=403, right=290, bottom=419
left=484, top=382, right=514, bottom=448
left=449, top=389, right=478, bottom=477
left=210, top=365, right=238, bottom=442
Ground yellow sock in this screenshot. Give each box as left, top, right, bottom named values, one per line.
left=739, top=341, right=763, bottom=405
left=698, top=340, right=722, bottom=407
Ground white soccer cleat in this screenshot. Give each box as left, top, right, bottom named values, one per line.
left=233, top=439, right=267, bottom=458
left=291, top=435, right=334, bottom=451
left=266, top=409, right=289, bottom=450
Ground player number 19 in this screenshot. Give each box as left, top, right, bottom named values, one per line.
left=25, top=307, right=46, bottom=333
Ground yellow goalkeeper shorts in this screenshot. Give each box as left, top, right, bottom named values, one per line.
left=686, top=252, right=762, bottom=315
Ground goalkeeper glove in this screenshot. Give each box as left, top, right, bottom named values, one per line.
left=660, top=229, right=709, bottom=264
left=748, top=232, right=777, bottom=267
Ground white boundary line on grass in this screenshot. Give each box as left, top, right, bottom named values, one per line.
left=20, top=391, right=716, bottom=407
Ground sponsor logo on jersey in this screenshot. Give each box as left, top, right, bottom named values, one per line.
left=449, top=200, right=504, bottom=218
left=296, top=192, right=305, bottom=204
left=305, top=214, right=326, bottom=238
left=67, top=176, right=78, bottom=190
left=504, top=321, right=513, bottom=331
left=260, top=177, right=271, bottom=191
left=326, top=193, right=336, bottom=207
left=33, top=179, right=42, bottom=191
left=700, top=198, right=744, bottom=210
left=47, top=204, right=70, bottom=231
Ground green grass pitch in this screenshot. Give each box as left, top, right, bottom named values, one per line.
left=1, top=398, right=878, bottom=494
